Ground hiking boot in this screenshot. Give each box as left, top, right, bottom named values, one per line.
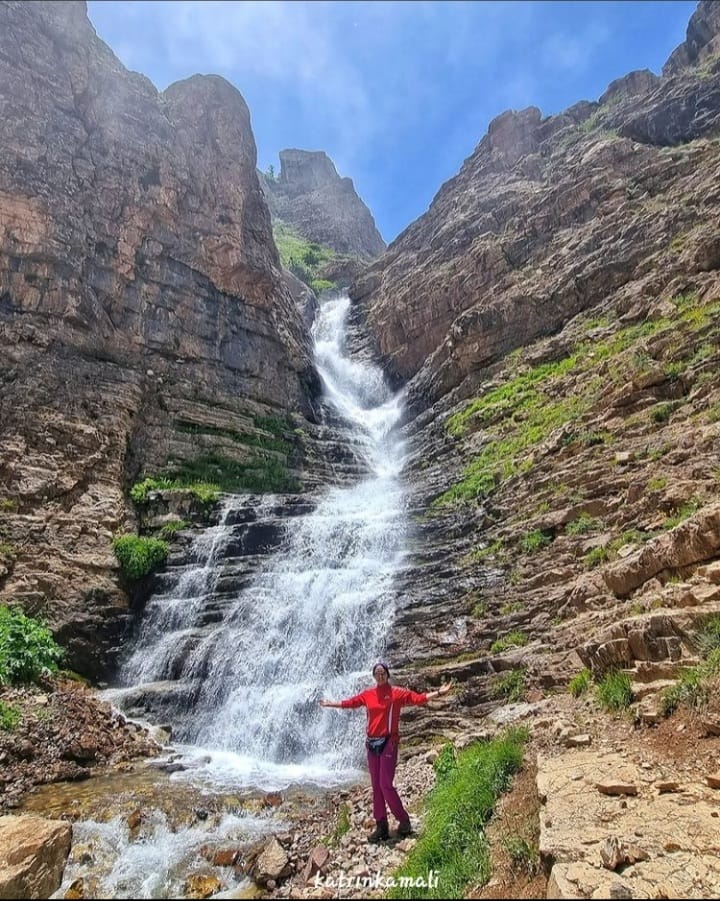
left=396, top=819, right=413, bottom=837
left=367, top=819, right=389, bottom=843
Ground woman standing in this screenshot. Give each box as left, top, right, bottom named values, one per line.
left=320, top=661, right=453, bottom=842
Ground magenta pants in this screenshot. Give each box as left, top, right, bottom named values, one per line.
left=367, top=739, right=409, bottom=822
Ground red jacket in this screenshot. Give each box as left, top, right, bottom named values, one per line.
left=341, top=683, right=428, bottom=742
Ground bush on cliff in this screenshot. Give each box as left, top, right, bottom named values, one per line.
left=0, top=605, right=64, bottom=685
left=113, top=534, right=168, bottom=580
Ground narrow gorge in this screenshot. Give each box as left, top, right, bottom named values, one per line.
left=2, top=1, right=720, bottom=899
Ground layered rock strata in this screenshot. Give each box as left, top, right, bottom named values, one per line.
left=0, top=1, right=317, bottom=675
left=353, top=1, right=720, bottom=745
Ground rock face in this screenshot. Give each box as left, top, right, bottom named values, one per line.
left=0, top=1, right=317, bottom=675
left=0, top=814, right=71, bottom=899
left=344, top=0, right=720, bottom=752
left=350, top=0, right=720, bottom=395
left=261, top=149, right=385, bottom=259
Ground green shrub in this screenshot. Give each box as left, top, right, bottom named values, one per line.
left=650, top=403, right=674, bottom=424
left=326, top=801, right=351, bottom=847
left=388, top=729, right=527, bottom=899
left=569, top=668, right=592, bottom=698
left=130, top=477, right=220, bottom=506
left=595, top=670, right=633, bottom=711
left=565, top=513, right=601, bottom=535
left=0, top=606, right=64, bottom=685
left=130, top=477, right=175, bottom=504
left=519, top=530, right=552, bottom=554
left=113, top=535, right=168, bottom=580
left=433, top=742, right=458, bottom=779
left=159, top=520, right=189, bottom=540
left=0, top=700, right=20, bottom=731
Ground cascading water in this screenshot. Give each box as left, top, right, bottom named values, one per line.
left=112, top=293, right=408, bottom=790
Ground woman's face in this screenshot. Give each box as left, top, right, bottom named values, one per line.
left=373, top=666, right=389, bottom=684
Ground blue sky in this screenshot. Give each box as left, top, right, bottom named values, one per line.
left=87, top=1, right=698, bottom=244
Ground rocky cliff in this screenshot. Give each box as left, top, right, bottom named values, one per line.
left=351, top=1, right=720, bottom=395
left=348, top=6, right=720, bottom=895
left=0, top=0, right=318, bottom=676
left=261, top=149, right=385, bottom=260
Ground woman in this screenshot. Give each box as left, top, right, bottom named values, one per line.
left=320, top=660, right=453, bottom=842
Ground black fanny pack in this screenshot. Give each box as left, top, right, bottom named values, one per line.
left=366, top=736, right=389, bottom=755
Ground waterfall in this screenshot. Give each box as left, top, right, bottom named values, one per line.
left=111, top=294, right=408, bottom=790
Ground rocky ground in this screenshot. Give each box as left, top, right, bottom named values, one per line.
left=0, top=675, right=162, bottom=813
left=250, top=687, right=720, bottom=900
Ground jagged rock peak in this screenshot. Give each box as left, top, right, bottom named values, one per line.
left=663, top=0, right=720, bottom=75
left=261, top=149, right=386, bottom=259
left=277, top=149, right=343, bottom=193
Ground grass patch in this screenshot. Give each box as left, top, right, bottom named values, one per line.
left=647, top=475, right=667, bottom=492
left=519, top=529, right=552, bottom=554
left=595, top=670, right=633, bottom=711
left=502, top=833, right=540, bottom=877
left=175, top=419, right=292, bottom=455
left=569, top=668, right=592, bottom=698
left=0, top=606, right=64, bottom=685
left=170, top=452, right=300, bottom=494
left=650, top=402, right=675, bottom=424
left=387, top=729, right=527, bottom=899
left=130, top=477, right=219, bottom=505
left=0, top=700, right=20, bottom=731
left=661, top=648, right=720, bottom=715
left=491, top=669, right=526, bottom=702
left=565, top=513, right=602, bottom=535
left=438, top=294, right=720, bottom=507
left=500, top=601, right=524, bottom=615
left=159, top=520, right=190, bottom=540
left=273, top=223, right=335, bottom=290
left=325, top=801, right=351, bottom=847
left=584, top=545, right=610, bottom=568
left=695, top=616, right=720, bottom=658
left=490, top=631, right=528, bottom=654
left=0, top=498, right=17, bottom=513
left=663, top=498, right=702, bottom=530
left=471, top=539, right=506, bottom=562
left=113, top=535, right=168, bottom=581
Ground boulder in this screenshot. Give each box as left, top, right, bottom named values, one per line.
left=0, top=814, right=72, bottom=899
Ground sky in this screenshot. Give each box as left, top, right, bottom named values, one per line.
left=86, top=0, right=698, bottom=244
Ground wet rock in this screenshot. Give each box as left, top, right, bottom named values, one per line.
left=185, top=873, right=223, bottom=899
